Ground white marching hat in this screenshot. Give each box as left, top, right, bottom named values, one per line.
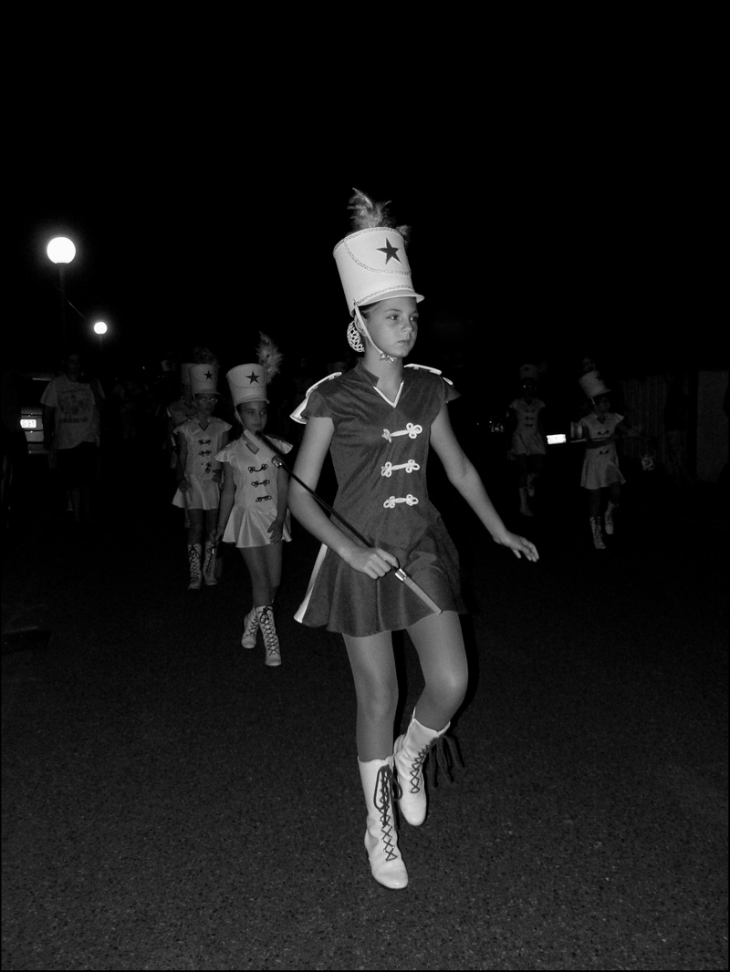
left=226, top=334, right=282, bottom=408
left=520, top=363, right=538, bottom=381
left=334, top=226, right=424, bottom=311
left=226, top=364, right=269, bottom=406
left=189, top=363, right=219, bottom=397
left=578, top=370, right=611, bottom=400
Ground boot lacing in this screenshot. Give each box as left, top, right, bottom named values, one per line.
left=203, top=544, right=217, bottom=580
left=372, top=764, right=403, bottom=862
left=411, top=735, right=461, bottom=794
left=259, top=607, right=279, bottom=659
left=187, top=546, right=202, bottom=586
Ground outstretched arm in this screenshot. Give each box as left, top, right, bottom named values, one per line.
left=430, top=405, right=539, bottom=562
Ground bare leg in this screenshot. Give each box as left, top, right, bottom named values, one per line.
left=241, top=542, right=283, bottom=605
left=407, top=611, right=468, bottom=731
left=204, top=508, right=217, bottom=539
left=187, top=509, right=205, bottom=547
left=344, top=632, right=399, bottom=761
left=587, top=487, right=602, bottom=518
left=608, top=483, right=621, bottom=507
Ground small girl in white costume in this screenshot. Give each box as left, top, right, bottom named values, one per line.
left=288, top=190, right=539, bottom=890
left=172, top=364, right=231, bottom=589
left=214, top=335, right=292, bottom=667
left=508, top=363, right=547, bottom=516
left=578, top=371, right=626, bottom=549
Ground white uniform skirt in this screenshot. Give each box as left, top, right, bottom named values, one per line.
left=172, top=477, right=221, bottom=511
left=222, top=504, right=292, bottom=548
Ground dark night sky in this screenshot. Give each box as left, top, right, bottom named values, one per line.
left=9, top=117, right=722, bottom=400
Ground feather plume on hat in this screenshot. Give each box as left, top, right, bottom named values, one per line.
left=257, top=332, right=283, bottom=381
left=348, top=188, right=411, bottom=244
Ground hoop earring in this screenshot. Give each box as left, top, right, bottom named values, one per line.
left=347, top=319, right=365, bottom=353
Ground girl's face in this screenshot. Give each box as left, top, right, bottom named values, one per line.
left=593, top=394, right=611, bottom=416
left=195, top=394, right=218, bottom=417
left=361, top=296, right=419, bottom=359
left=237, top=400, right=268, bottom=434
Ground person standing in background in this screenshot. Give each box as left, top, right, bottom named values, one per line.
left=41, top=351, right=105, bottom=526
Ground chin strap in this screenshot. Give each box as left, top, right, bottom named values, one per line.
left=354, top=305, right=395, bottom=362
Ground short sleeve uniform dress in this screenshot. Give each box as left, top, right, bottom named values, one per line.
left=296, top=362, right=466, bottom=637
left=580, top=412, right=626, bottom=489
left=215, top=435, right=293, bottom=548
left=171, top=416, right=232, bottom=510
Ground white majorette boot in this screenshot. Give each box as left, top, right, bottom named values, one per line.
left=202, top=542, right=218, bottom=586
left=393, top=712, right=451, bottom=826
left=241, top=607, right=261, bottom=649
left=604, top=501, right=617, bottom=536
left=187, top=543, right=203, bottom=590
left=590, top=516, right=606, bottom=550
left=358, top=756, right=408, bottom=890
left=259, top=605, right=281, bottom=666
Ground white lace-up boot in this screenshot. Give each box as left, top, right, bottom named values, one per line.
left=202, top=542, right=218, bottom=586
left=358, top=756, right=408, bottom=890
left=604, top=502, right=617, bottom=536
left=187, top=544, right=203, bottom=590
left=259, top=605, right=281, bottom=666
left=241, top=607, right=261, bottom=649
left=590, top=516, right=606, bottom=549
left=393, top=712, right=450, bottom=826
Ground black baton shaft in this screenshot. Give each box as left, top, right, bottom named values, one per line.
left=247, top=430, right=372, bottom=548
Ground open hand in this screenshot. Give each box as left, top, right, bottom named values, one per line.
left=495, top=531, right=539, bottom=562
left=268, top=520, right=284, bottom=543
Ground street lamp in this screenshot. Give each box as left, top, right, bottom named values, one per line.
left=93, top=321, right=108, bottom=356
left=46, top=236, right=76, bottom=351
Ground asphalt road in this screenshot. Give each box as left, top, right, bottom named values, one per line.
left=2, top=455, right=728, bottom=971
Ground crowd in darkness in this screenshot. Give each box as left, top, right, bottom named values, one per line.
left=1, top=335, right=702, bottom=543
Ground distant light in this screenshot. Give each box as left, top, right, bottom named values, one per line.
left=94, top=321, right=108, bottom=335
left=547, top=433, right=567, bottom=445
left=47, top=237, right=76, bottom=264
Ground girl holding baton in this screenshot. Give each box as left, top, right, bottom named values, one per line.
left=288, top=190, right=538, bottom=889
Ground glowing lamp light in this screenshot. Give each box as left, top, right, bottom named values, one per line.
left=46, top=237, right=76, bottom=264
left=94, top=321, right=108, bottom=335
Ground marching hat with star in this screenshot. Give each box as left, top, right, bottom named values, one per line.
left=189, top=363, right=220, bottom=397
left=226, top=333, right=283, bottom=407
left=334, top=189, right=424, bottom=311
left=226, top=364, right=268, bottom=406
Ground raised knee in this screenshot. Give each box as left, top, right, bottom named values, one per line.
left=439, top=670, right=468, bottom=712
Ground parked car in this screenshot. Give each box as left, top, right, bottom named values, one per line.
left=18, top=373, right=54, bottom=456
left=2, top=371, right=54, bottom=531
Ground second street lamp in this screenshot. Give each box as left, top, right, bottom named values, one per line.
left=46, top=237, right=76, bottom=351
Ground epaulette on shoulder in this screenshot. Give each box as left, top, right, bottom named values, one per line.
left=405, top=363, right=454, bottom=385
left=289, top=372, right=342, bottom=425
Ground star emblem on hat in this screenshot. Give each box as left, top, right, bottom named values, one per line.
left=204, top=370, right=213, bottom=380
left=247, top=372, right=260, bottom=383
left=377, top=238, right=401, bottom=264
